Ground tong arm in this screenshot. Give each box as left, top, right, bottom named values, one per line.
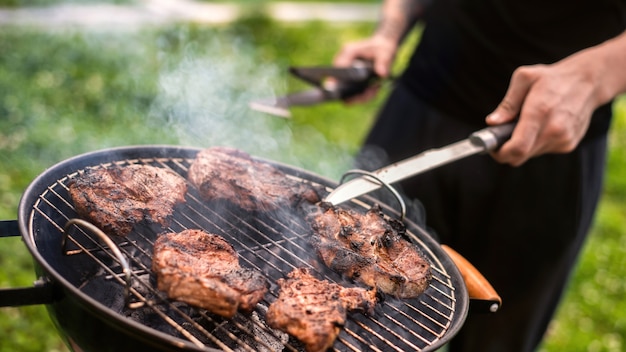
left=289, top=59, right=376, bottom=87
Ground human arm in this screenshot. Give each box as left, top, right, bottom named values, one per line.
left=487, top=30, right=626, bottom=166
left=333, top=0, right=427, bottom=78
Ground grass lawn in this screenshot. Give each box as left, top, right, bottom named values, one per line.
left=0, top=13, right=624, bottom=352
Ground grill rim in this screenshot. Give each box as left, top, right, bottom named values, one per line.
left=16, top=145, right=469, bottom=352
left=20, top=145, right=221, bottom=352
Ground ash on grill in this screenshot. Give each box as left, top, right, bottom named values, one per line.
left=127, top=278, right=289, bottom=352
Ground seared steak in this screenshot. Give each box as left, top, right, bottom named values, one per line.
left=308, top=203, right=431, bottom=298
left=187, top=147, right=320, bottom=212
left=68, top=164, right=187, bottom=237
left=266, top=268, right=377, bottom=352
left=152, top=229, right=269, bottom=318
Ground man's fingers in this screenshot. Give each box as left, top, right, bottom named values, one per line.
left=491, top=118, right=542, bottom=166
left=486, top=66, right=541, bottom=124
left=333, top=43, right=364, bottom=67
left=485, top=66, right=549, bottom=166
left=334, top=37, right=397, bottom=78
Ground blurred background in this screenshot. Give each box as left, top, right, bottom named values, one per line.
left=0, top=1, right=624, bottom=351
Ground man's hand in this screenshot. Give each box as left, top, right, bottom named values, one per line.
left=486, top=63, right=596, bottom=166
left=487, top=30, right=626, bottom=166
left=334, top=35, right=398, bottom=79
left=332, top=35, right=398, bottom=103
left=332, top=0, right=424, bottom=103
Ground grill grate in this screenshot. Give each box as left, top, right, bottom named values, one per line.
left=29, top=154, right=460, bottom=352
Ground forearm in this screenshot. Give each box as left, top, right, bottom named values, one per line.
left=374, top=0, right=426, bottom=45
left=587, top=30, right=626, bottom=105
left=333, top=0, right=428, bottom=76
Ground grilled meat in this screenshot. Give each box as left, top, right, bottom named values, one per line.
left=309, top=203, right=431, bottom=298
left=68, top=164, right=187, bottom=237
left=266, top=268, right=377, bottom=352
left=152, top=229, right=269, bottom=318
left=187, top=147, right=320, bottom=212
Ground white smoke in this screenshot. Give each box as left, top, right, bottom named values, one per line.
left=148, top=33, right=355, bottom=179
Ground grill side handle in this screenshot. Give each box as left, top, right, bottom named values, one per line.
left=441, top=244, right=502, bottom=313
left=0, top=220, right=58, bottom=307
left=0, top=220, right=20, bottom=238
left=0, top=279, right=57, bottom=307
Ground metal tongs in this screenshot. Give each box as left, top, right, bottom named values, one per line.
left=325, top=123, right=517, bottom=209
left=249, top=60, right=380, bottom=118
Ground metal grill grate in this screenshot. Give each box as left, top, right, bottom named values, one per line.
left=28, top=154, right=460, bottom=352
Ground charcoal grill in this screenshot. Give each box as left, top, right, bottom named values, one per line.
left=0, top=145, right=472, bottom=352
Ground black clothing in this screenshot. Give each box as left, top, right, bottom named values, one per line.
left=356, top=0, right=625, bottom=351
left=358, top=83, right=608, bottom=351
left=401, top=0, right=626, bottom=134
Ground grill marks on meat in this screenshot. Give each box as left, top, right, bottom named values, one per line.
left=187, top=147, right=320, bottom=212
left=68, top=164, right=187, bottom=237
left=309, top=203, right=432, bottom=298
left=152, top=229, right=269, bottom=318
left=266, top=268, right=377, bottom=352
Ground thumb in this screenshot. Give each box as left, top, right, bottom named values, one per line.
left=373, top=51, right=395, bottom=78
left=486, top=67, right=536, bottom=125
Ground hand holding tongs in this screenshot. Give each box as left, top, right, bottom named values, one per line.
left=249, top=60, right=382, bottom=118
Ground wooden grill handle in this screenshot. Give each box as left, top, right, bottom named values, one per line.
left=441, top=244, right=502, bottom=313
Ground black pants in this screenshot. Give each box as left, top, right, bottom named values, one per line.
left=356, top=82, right=608, bottom=352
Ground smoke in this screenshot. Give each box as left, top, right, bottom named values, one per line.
left=150, top=35, right=282, bottom=149
left=148, top=33, right=355, bottom=179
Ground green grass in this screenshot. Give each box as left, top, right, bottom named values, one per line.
left=0, top=19, right=379, bottom=352
left=0, top=0, right=132, bottom=6
left=0, top=0, right=379, bottom=8
left=537, top=99, right=626, bottom=352
left=0, top=14, right=625, bottom=352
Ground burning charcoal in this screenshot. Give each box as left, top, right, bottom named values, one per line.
left=222, top=309, right=290, bottom=352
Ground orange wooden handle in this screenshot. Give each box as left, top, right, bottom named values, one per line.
left=441, top=244, right=502, bottom=312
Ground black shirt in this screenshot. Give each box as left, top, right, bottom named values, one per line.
left=401, top=0, right=626, bottom=136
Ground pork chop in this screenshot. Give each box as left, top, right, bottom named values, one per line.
left=308, top=202, right=432, bottom=298
left=152, top=229, right=269, bottom=318
left=68, top=164, right=187, bottom=237
left=187, top=147, right=320, bottom=212
left=266, top=267, right=377, bottom=352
